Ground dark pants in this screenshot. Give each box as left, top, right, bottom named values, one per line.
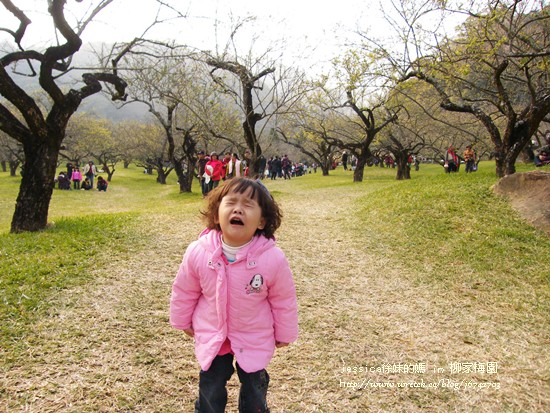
left=207, top=180, right=220, bottom=193
left=194, top=354, right=270, bottom=413
left=445, top=161, right=457, bottom=173
left=200, top=179, right=208, bottom=196
left=86, top=173, right=94, bottom=188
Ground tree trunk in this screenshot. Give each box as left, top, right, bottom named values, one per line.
left=174, top=159, right=186, bottom=191
left=353, top=155, right=366, bottom=182
left=11, top=143, right=58, bottom=233
left=173, top=126, right=197, bottom=193
left=494, top=149, right=506, bottom=177
left=504, top=160, right=516, bottom=176
left=179, top=162, right=194, bottom=193
left=321, top=159, right=330, bottom=176
left=497, top=151, right=518, bottom=177
left=1, top=161, right=6, bottom=172
left=395, top=154, right=411, bottom=180
left=243, top=118, right=262, bottom=176
left=494, top=141, right=522, bottom=177
left=174, top=157, right=194, bottom=193
left=353, top=147, right=373, bottom=182
left=9, top=160, right=19, bottom=176
left=102, top=164, right=114, bottom=181
left=178, top=134, right=197, bottom=192
left=156, top=167, right=168, bottom=184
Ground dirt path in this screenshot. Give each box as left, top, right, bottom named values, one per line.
left=2, top=181, right=548, bottom=412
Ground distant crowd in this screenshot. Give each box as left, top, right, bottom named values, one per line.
left=55, top=161, right=108, bottom=191
left=196, top=150, right=317, bottom=197
left=55, top=133, right=550, bottom=196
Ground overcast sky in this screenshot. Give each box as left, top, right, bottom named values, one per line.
left=1, top=0, right=386, bottom=71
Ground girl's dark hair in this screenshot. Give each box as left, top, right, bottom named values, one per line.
left=201, top=177, right=282, bottom=239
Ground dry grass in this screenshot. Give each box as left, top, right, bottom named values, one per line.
left=1, top=173, right=548, bottom=412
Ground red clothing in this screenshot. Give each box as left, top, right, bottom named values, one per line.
left=446, top=149, right=458, bottom=165
left=221, top=158, right=230, bottom=179
left=205, top=159, right=224, bottom=181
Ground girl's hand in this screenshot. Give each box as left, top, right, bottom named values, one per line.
left=275, top=341, right=289, bottom=348
left=183, top=328, right=194, bottom=338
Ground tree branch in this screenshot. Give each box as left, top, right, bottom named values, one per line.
left=0, top=0, right=31, bottom=45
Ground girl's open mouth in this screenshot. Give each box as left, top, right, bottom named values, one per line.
left=230, top=218, right=244, bottom=225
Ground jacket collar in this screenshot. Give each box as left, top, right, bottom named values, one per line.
left=199, top=228, right=274, bottom=268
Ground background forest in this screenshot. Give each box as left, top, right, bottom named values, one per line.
left=0, top=0, right=549, bottom=233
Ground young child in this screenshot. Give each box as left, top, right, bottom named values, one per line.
left=71, top=167, right=83, bottom=190
left=170, top=177, right=298, bottom=413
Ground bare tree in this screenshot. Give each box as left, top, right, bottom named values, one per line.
left=276, top=89, right=346, bottom=176
left=365, top=0, right=550, bottom=177
left=0, top=0, right=128, bottom=232
left=319, top=52, right=399, bottom=182
left=113, top=120, right=155, bottom=168
left=377, top=79, right=491, bottom=178
left=202, top=19, right=311, bottom=176
left=277, top=129, right=338, bottom=177
left=130, top=122, right=173, bottom=183
left=110, top=41, right=236, bottom=191
left=343, top=90, right=399, bottom=182
left=62, top=112, right=114, bottom=172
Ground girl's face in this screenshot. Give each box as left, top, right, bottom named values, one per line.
left=216, top=188, right=265, bottom=247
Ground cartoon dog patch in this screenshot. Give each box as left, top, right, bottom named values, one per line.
left=245, top=274, right=264, bottom=294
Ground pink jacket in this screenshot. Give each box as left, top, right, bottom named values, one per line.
left=71, top=170, right=83, bottom=181
left=170, top=229, right=298, bottom=373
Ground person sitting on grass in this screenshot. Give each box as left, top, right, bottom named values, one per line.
left=96, top=176, right=108, bottom=192
left=57, top=172, right=71, bottom=190
left=535, top=132, right=550, bottom=166
left=81, top=178, right=92, bottom=190
left=537, top=150, right=550, bottom=166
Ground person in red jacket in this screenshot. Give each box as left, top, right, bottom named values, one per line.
left=445, top=146, right=459, bottom=173
left=205, top=152, right=224, bottom=194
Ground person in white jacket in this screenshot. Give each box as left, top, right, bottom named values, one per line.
left=170, top=178, right=298, bottom=413
left=83, top=161, right=97, bottom=188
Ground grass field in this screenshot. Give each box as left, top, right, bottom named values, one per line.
left=0, top=161, right=548, bottom=412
